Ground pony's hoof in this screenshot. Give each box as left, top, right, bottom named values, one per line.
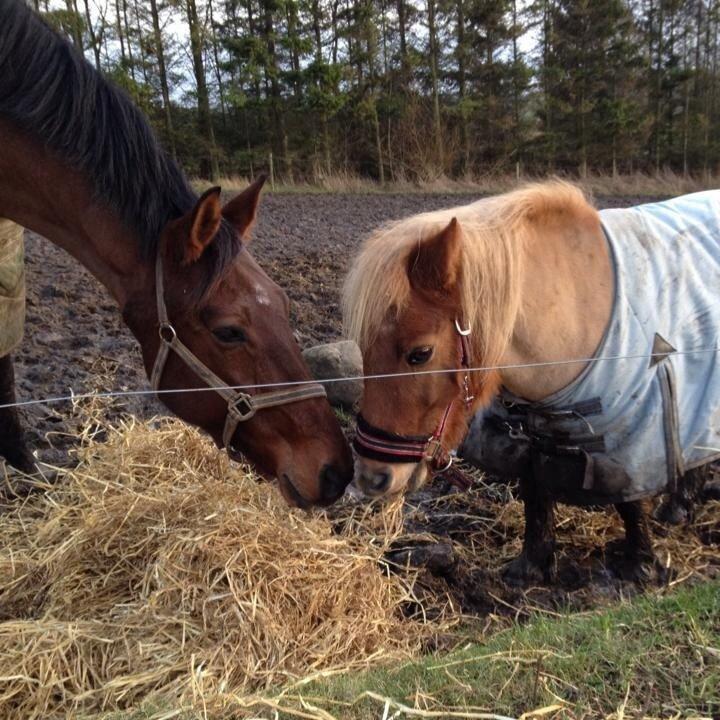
left=703, top=480, right=720, bottom=502
left=654, top=498, right=690, bottom=525
left=614, top=554, right=667, bottom=585
left=502, top=553, right=549, bottom=586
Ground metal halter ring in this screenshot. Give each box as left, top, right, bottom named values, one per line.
left=158, top=323, right=177, bottom=343
left=454, top=318, right=472, bottom=336
left=229, top=393, right=256, bottom=422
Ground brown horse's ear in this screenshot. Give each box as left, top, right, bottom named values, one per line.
left=165, top=186, right=223, bottom=266
left=407, top=218, right=462, bottom=294
left=222, top=174, right=267, bottom=241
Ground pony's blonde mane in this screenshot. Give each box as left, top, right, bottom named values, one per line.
left=343, top=180, right=595, bottom=368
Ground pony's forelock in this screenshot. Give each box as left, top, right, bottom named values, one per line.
left=342, top=180, right=595, bottom=368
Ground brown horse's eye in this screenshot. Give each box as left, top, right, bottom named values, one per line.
left=407, top=346, right=433, bottom=366
left=212, top=326, right=247, bottom=344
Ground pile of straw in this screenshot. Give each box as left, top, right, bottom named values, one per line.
left=0, top=415, right=445, bottom=718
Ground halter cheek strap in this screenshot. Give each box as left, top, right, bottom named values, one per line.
left=353, top=319, right=473, bottom=475
left=151, top=252, right=327, bottom=451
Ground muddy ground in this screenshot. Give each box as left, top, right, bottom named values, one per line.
left=10, top=192, right=720, bottom=620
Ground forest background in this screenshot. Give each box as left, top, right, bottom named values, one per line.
left=33, top=0, right=720, bottom=185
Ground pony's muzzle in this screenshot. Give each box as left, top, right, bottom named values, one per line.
left=357, top=466, right=391, bottom=495
left=353, top=457, right=420, bottom=497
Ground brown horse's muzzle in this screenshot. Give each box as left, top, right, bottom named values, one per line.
left=226, top=401, right=353, bottom=508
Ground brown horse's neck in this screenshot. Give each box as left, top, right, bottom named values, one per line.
left=0, top=119, right=152, bottom=307
left=498, top=206, right=614, bottom=402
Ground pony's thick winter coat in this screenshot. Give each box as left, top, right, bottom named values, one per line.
left=464, top=191, right=720, bottom=501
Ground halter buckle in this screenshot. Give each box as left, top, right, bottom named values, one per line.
left=229, top=393, right=256, bottom=422
left=158, top=323, right=177, bottom=344
left=454, top=318, right=472, bottom=336
left=426, top=439, right=454, bottom=473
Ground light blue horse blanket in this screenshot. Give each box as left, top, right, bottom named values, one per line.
left=462, top=191, right=720, bottom=503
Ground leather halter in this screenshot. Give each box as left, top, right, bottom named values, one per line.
left=353, top=320, right=473, bottom=475
left=150, top=252, right=328, bottom=451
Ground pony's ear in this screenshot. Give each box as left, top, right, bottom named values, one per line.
left=222, top=174, right=267, bottom=241
left=407, top=218, right=462, bottom=294
left=165, top=186, right=223, bottom=266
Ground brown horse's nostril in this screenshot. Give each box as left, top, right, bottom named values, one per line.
left=320, top=463, right=350, bottom=503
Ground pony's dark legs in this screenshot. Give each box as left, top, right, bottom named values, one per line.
left=655, top=465, right=720, bottom=525
left=504, top=477, right=663, bottom=586
left=504, top=473, right=556, bottom=585
left=0, top=353, right=36, bottom=475
left=614, top=500, right=660, bottom=582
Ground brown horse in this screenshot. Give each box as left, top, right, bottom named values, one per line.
left=344, top=182, right=719, bottom=583
left=0, top=0, right=352, bottom=507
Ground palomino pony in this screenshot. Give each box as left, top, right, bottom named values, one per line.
left=344, top=182, right=720, bottom=583
left=0, top=0, right=352, bottom=507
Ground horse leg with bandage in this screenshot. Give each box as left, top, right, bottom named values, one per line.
left=0, top=220, right=50, bottom=495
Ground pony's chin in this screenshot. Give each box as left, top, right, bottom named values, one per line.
left=406, top=462, right=431, bottom=493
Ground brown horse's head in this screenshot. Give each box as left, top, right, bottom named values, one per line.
left=126, top=178, right=352, bottom=508
left=344, top=207, right=519, bottom=498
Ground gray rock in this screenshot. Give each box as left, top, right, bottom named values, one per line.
left=302, top=340, right=363, bottom=409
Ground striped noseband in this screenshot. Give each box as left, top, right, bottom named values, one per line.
left=353, top=320, right=473, bottom=473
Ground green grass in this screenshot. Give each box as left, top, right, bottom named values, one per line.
left=278, top=580, right=720, bottom=719
left=95, top=581, right=720, bottom=720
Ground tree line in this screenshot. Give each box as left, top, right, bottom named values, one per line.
left=32, top=0, right=720, bottom=181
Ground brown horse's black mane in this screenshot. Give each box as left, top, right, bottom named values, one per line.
left=0, top=0, right=238, bottom=279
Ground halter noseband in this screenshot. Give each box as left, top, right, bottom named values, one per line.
left=150, top=252, right=327, bottom=452
left=353, top=320, right=473, bottom=475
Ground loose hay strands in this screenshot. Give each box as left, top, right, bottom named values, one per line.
left=0, top=415, right=449, bottom=718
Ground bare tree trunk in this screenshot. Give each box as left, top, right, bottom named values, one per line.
left=427, top=0, right=444, bottom=171
left=65, top=0, right=83, bottom=51
left=372, top=100, right=385, bottom=183
left=286, top=0, right=302, bottom=98
left=186, top=0, right=220, bottom=179
left=543, top=0, right=554, bottom=170
left=122, top=0, right=136, bottom=81
left=331, top=0, right=340, bottom=65
left=397, top=0, right=408, bottom=83
left=311, top=0, right=333, bottom=175
left=245, top=0, right=262, bottom=98
left=456, top=0, right=469, bottom=175
left=82, top=0, right=103, bottom=70
left=115, top=0, right=127, bottom=66
left=379, top=0, right=389, bottom=76
left=208, top=0, right=228, bottom=127
left=654, top=0, right=665, bottom=173
left=149, top=0, right=176, bottom=158
left=511, top=0, right=521, bottom=173
left=261, top=0, right=293, bottom=181
left=132, top=0, right=150, bottom=85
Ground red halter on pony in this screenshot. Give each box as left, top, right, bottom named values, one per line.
left=353, top=320, right=474, bottom=489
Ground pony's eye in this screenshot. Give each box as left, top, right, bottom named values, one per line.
left=212, top=326, right=247, bottom=344
left=407, top=346, right=433, bottom=365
